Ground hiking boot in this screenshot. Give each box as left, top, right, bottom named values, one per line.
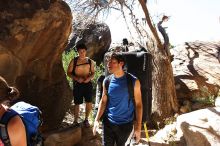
left=83, top=120, right=90, bottom=128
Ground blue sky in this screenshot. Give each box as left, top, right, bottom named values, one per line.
left=105, top=0, right=220, bottom=45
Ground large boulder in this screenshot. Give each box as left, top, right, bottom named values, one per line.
left=151, top=107, right=220, bottom=146
left=172, top=41, right=220, bottom=101
left=66, top=23, right=111, bottom=65
left=0, top=0, right=72, bottom=131
left=177, top=107, right=220, bottom=146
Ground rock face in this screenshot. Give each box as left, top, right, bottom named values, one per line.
left=151, top=107, right=220, bottom=146
left=66, top=23, right=111, bottom=65
left=172, top=41, right=220, bottom=101
left=177, top=107, right=220, bottom=146
left=0, top=0, right=72, bottom=131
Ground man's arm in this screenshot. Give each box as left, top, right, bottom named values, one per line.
left=67, top=59, right=79, bottom=81
left=84, top=59, right=96, bottom=83
left=67, top=59, right=74, bottom=79
left=133, top=79, right=143, bottom=142
left=93, top=81, right=108, bottom=135
left=8, top=116, right=27, bottom=146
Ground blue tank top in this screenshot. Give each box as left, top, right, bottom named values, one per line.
left=105, top=73, right=136, bottom=125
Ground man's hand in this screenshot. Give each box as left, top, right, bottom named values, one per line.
left=76, top=77, right=84, bottom=83
left=133, top=129, right=141, bottom=143
left=83, top=77, right=91, bottom=83
left=93, top=120, right=99, bottom=136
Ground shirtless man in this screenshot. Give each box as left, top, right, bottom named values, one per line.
left=67, top=43, right=95, bottom=127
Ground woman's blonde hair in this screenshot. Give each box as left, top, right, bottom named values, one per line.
left=0, top=76, right=19, bottom=103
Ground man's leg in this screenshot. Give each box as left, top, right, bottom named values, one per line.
left=103, top=119, right=116, bottom=146
left=115, top=122, right=133, bottom=146
left=74, top=104, right=79, bottom=123
left=73, top=83, right=83, bottom=124
left=83, top=102, right=92, bottom=127
left=84, top=82, right=93, bottom=127
left=85, top=102, right=92, bottom=120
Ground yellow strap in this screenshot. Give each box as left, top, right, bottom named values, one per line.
left=144, top=122, right=150, bottom=142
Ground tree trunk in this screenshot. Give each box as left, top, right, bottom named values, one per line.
left=150, top=46, right=179, bottom=121
left=138, top=0, right=179, bottom=122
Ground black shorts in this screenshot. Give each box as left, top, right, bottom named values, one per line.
left=73, top=82, right=93, bottom=105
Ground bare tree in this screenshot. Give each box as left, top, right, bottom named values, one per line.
left=66, top=0, right=179, bottom=123
left=138, top=0, right=178, bottom=122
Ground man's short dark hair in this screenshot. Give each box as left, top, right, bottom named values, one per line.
left=109, top=52, right=126, bottom=65
left=75, top=43, right=88, bottom=51
left=109, top=52, right=126, bottom=68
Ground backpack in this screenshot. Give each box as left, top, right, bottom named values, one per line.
left=72, top=56, right=92, bottom=76
left=0, top=101, right=43, bottom=146
left=101, top=72, right=136, bottom=120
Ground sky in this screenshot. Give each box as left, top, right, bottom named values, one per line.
left=104, top=0, right=220, bottom=45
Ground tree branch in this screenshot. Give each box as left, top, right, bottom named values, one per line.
left=138, top=0, right=163, bottom=49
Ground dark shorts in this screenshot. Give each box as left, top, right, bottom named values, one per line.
left=73, top=82, right=93, bottom=105
left=102, top=118, right=133, bottom=146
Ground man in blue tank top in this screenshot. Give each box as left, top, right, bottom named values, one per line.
left=93, top=52, right=143, bottom=146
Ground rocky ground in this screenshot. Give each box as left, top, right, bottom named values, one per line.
left=62, top=104, right=152, bottom=146
left=61, top=101, right=220, bottom=146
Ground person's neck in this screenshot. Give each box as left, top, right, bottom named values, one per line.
left=78, top=56, right=86, bottom=61
left=113, top=70, right=125, bottom=78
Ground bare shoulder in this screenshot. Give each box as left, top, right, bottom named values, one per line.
left=7, top=115, right=25, bottom=134
left=88, top=57, right=95, bottom=64
left=7, top=115, right=27, bottom=146
left=88, top=57, right=96, bottom=68
left=135, top=79, right=141, bottom=86
left=134, top=79, right=141, bottom=95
